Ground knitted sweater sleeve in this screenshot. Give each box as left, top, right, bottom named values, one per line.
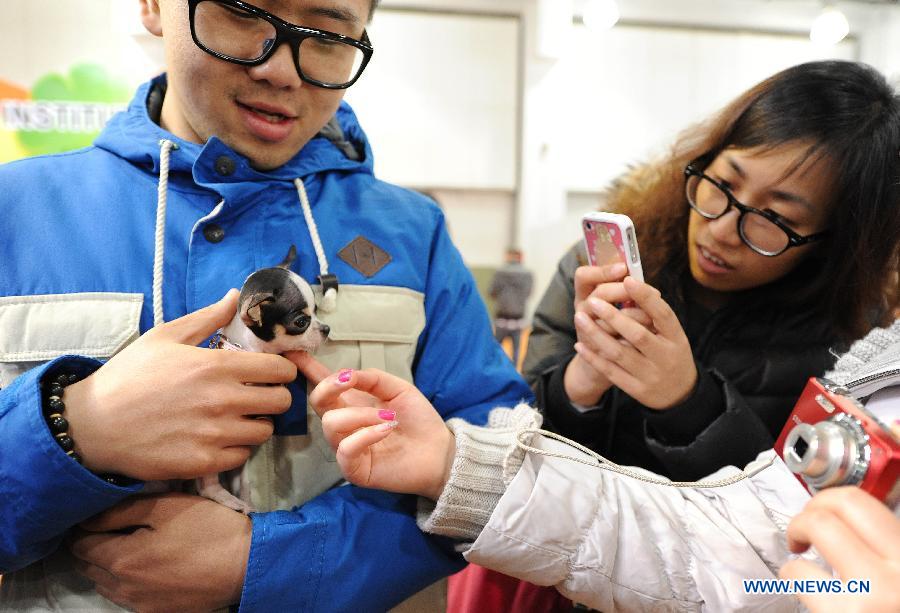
left=825, top=319, right=900, bottom=385
left=417, top=404, right=542, bottom=541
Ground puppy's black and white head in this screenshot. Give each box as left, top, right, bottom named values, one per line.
left=224, top=246, right=330, bottom=354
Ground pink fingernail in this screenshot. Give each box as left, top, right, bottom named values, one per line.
left=378, top=409, right=396, bottom=421
left=337, top=369, right=352, bottom=383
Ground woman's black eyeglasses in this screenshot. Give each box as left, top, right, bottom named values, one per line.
left=188, top=0, right=373, bottom=89
left=684, top=162, right=829, bottom=257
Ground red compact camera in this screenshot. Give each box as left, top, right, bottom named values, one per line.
left=776, top=377, right=900, bottom=508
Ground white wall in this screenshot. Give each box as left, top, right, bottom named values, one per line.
left=553, top=25, right=856, bottom=193
left=373, top=0, right=900, bottom=317
left=0, top=1, right=161, bottom=88
left=428, top=189, right=516, bottom=266
left=344, top=10, right=519, bottom=190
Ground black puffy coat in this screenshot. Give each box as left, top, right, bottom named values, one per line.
left=523, top=242, right=842, bottom=481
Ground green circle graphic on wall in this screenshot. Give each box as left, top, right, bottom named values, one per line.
left=0, top=63, right=131, bottom=162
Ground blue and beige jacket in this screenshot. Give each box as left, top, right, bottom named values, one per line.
left=0, top=75, right=532, bottom=612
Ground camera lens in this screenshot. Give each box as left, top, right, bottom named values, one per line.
left=792, top=436, right=809, bottom=460
left=783, top=416, right=869, bottom=490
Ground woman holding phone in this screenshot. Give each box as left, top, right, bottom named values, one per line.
left=523, top=59, right=900, bottom=481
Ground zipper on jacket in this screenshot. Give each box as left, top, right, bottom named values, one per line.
left=845, top=368, right=900, bottom=398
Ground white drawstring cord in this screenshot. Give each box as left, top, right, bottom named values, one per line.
left=515, top=428, right=775, bottom=488
left=152, top=152, right=336, bottom=322
left=294, top=177, right=337, bottom=312
left=152, top=139, right=177, bottom=327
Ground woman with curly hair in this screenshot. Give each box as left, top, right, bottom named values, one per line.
left=523, top=59, right=900, bottom=480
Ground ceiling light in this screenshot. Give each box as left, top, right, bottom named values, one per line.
left=809, top=7, right=850, bottom=45
left=583, top=0, right=620, bottom=32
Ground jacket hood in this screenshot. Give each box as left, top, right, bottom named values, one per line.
left=94, top=73, right=374, bottom=181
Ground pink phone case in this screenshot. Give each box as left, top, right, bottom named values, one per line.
left=582, top=213, right=644, bottom=283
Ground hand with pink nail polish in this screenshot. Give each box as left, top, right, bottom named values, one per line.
left=287, top=354, right=381, bottom=410
left=307, top=368, right=455, bottom=500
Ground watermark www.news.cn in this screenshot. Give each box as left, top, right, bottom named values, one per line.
left=743, top=579, right=871, bottom=595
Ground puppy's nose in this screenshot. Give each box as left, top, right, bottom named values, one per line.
left=321, top=324, right=330, bottom=338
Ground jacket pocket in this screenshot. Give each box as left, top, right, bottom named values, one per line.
left=312, top=284, right=426, bottom=382
left=0, top=293, right=143, bottom=389
left=313, top=284, right=425, bottom=460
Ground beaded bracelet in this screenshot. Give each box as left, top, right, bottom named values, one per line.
left=43, top=372, right=82, bottom=463
left=42, top=371, right=132, bottom=487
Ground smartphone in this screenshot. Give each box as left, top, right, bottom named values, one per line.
left=582, top=212, right=644, bottom=283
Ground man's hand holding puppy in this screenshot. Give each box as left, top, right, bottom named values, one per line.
left=61, top=292, right=298, bottom=611
left=70, top=493, right=252, bottom=613
left=62, top=289, right=297, bottom=481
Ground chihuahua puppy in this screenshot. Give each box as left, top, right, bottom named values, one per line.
left=199, top=245, right=330, bottom=513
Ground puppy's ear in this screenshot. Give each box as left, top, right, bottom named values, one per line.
left=241, top=293, right=275, bottom=328
left=140, top=0, right=163, bottom=37
left=277, top=245, right=297, bottom=270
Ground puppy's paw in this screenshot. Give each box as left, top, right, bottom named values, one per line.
left=197, top=475, right=256, bottom=513
left=221, top=497, right=256, bottom=514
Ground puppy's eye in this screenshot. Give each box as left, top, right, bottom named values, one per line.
left=294, top=315, right=311, bottom=330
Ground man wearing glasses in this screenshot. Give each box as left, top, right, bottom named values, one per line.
left=0, top=1, right=531, bottom=611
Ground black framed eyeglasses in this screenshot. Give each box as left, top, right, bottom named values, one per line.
left=188, top=0, right=373, bottom=89
left=684, top=162, right=828, bottom=257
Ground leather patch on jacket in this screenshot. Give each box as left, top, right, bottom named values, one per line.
left=338, top=236, right=392, bottom=277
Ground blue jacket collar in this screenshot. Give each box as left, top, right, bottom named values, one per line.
left=94, top=74, right=375, bottom=182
